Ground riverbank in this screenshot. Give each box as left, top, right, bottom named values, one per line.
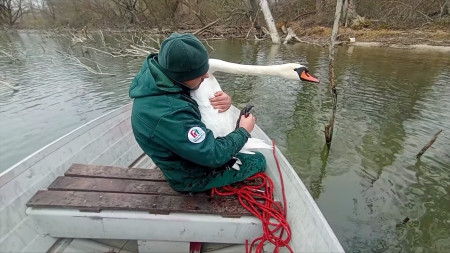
left=192, top=21, right=450, bottom=52
left=3, top=24, right=450, bottom=52
left=158, top=23, right=447, bottom=53
left=290, top=23, right=450, bottom=50
left=184, top=17, right=450, bottom=52
left=296, top=25, right=450, bottom=52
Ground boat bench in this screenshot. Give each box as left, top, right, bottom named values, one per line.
left=26, top=163, right=262, bottom=253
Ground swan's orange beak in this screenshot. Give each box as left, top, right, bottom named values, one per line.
left=295, top=67, right=320, bottom=83
left=300, top=70, right=319, bottom=83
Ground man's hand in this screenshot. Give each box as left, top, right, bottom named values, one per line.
left=239, top=114, right=256, bottom=134
left=210, top=91, right=231, bottom=113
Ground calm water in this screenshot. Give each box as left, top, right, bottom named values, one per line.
left=1, top=31, right=449, bottom=252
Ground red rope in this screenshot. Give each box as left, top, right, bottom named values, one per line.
left=211, top=140, right=293, bottom=253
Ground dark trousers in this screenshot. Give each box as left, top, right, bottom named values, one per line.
left=189, top=151, right=266, bottom=192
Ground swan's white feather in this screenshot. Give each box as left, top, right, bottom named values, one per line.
left=240, top=138, right=273, bottom=154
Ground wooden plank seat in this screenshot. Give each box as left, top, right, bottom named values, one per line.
left=28, top=164, right=251, bottom=216
left=25, top=164, right=263, bottom=251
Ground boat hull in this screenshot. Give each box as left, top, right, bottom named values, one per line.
left=0, top=104, right=343, bottom=252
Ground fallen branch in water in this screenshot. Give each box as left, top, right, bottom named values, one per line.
left=129, top=44, right=153, bottom=55
left=203, top=39, right=215, bottom=51
left=54, top=30, right=159, bottom=57
left=82, top=39, right=159, bottom=58
left=283, top=27, right=301, bottom=44
left=416, top=130, right=442, bottom=158
left=0, top=50, right=13, bottom=58
left=56, top=50, right=115, bottom=76
left=82, top=46, right=117, bottom=57
left=89, top=45, right=156, bottom=57
left=98, top=29, right=106, bottom=47
left=284, top=27, right=323, bottom=46
left=0, top=49, right=21, bottom=62
left=0, top=80, right=19, bottom=92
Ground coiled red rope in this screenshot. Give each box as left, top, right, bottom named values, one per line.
left=211, top=140, right=293, bottom=253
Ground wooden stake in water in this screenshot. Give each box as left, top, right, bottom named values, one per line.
left=324, top=0, right=344, bottom=146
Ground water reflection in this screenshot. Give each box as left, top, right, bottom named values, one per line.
left=1, top=31, right=449, bottom=252
left=321, top=47, right=450, bottom=252
left=0, top=31, right=138, bottom=170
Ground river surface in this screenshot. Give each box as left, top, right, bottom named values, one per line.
left=1, top=31, right=449, bottom=252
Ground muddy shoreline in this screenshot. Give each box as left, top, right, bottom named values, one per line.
left=174, top=24, right=450, bottom=52
left=191, top=23, right=450, bottom=52
left=5, top=25, right=450, bottom=52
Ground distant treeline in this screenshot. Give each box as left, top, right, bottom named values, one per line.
left=1, top=0, right=449, bottom=30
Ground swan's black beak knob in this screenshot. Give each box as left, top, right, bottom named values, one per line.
left=294, top=67, right=320, bottom=83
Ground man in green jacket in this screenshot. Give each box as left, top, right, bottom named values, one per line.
left=130, top=33, right=266, bottom=193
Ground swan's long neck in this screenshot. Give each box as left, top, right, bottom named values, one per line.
left=208, top=59, right=302, bottom=80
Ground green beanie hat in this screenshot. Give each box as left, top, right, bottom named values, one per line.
left=158, top=33, right=209, bottom=83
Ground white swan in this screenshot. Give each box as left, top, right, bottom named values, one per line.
left=190, top=59, right=319, bottom=154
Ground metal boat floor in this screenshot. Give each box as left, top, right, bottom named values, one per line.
left=49, top=239, right=137, bottom=253
left=52, top=239, right=277, bottom=253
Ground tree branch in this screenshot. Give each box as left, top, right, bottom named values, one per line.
left=416, top=130, right=442, bottom=158
left=193, top=18, right=221, bottom=35
left=0, top=80, right=19, bottom=92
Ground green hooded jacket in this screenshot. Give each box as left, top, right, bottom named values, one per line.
left=129, top=54, right=250, bottom=192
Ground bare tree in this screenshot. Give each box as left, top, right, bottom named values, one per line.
left=0, top=2, right=6, bottom=25
left=245, top=0, right=259, bottom=15
left=342, top=0, right=358, bottom=27
left=166, top=0, right=182, bottom=21
left=141, top=0, right=181, bottom=25
left=0, top=0, right=24, bottom=26
left=2, top=0, right=446, bottom=31
left=111, top=0, right=145, bottom=24
left=26, top=0, right=37, bottom=20
left=446, top=0, right=450, bottom=14
left=316, top=0, right=326, bottom=15
left=259, top=0, right=280, bottom=43
left=140, top=0, right=157, bottom=25
left=181, top=0, right=205, bottom=26
left=42, top=0, right=56, bottom=20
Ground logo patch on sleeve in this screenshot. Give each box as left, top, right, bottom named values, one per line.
left=187, top=127, right=206, bottom=143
